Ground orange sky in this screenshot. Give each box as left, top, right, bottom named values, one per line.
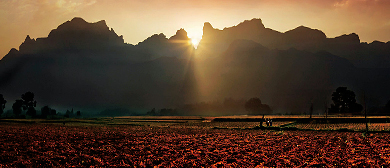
left=1, top=0, right=390, bottom=59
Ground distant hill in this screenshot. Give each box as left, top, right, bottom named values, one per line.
left=1, top=17, right=390, bottom=115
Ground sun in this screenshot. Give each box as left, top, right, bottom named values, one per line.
left=190, top=37, right=201, bottom=49
left=186, top=29, right=202, bottom=49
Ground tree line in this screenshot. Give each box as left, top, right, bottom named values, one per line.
left=146, top=97, right=273, bottom=116
left=147, top=87, right=390, bottom=116
left=1, top=87, right=390, bottom=117
left=0, top=92, right=81, bottom=119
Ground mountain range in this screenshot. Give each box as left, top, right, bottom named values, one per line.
left=1, top=17, right=390, bottom=115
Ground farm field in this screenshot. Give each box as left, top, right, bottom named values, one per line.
left=293, top=123, right=390, bottom=131
left=0, top=116, right=390, bottom=167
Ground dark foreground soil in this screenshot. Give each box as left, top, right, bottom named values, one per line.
left=0, top=122, right=389, bottom=167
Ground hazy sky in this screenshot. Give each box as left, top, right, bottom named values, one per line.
left=1, top=0, right=390, bottom=59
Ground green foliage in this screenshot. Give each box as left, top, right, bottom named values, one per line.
left=21, top=92, right=37, bottom=111
left=26, top=107, right=36, bottom=116
left=12, top=92, right=37, bottom=117
left=245, top=97, right=272, bottom=115
left=329, top=87, right=363, bottom=115
left=41, top=106, right=57, bottom=118
left=64, top=109, right=73, bottom=118
left=147, top=108, right=178, bottom=116
left=146, top=108, right=156, bottom=116
left=0, top=94, right=6, bottom=115
left=12, top=100, right=24, bottom=116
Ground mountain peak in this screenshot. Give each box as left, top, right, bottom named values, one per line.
left=48, top=17, right=110, bottom=38
left=5, top=48, right=19, bottom=57
left=70, top=17, right=88, bottom=24
left=334, top=33, right=360, bottom=44
left=284, top=25, right=327, bottom=41
left=204, top=22, right=214, bottom=30
left=19, top=35, right=36, bottom=53
left=24, top=35, right=33, bottom=42
left=286, top=26, right=326, bottom=36
left=41, top=17, right=125, bottom=49
left=22, top=35, right=35, bottom=45
left=139, top=33, right=168, bottom=45
left=96, top=19, right=108, bottom=28
left=68, top=17, right=108, bottom=28
left=234, top=18, right=265, bottom=30
left=169, top=28, right=189, bottom=41
left=69, top=17, right=107, bottom=28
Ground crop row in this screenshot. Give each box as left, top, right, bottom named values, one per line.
left=294, top=123, right=390, bottom=131
left=0, top=123, right=389, bottom=167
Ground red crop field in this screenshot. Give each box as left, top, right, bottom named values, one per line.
left=1, top=122, right=390, bottom=167
left=294, top=123, right=390, bottom=131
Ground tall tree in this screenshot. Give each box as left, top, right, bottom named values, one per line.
left=41, top=106, right=51, bottom=118
left=245, top=97, right=272, bottom=115
left=12, top=100, right=24, bottom=116
left=22, top=92, right=37, bottom=116
left=0, top=94, right=6, bottom=116
left=329, top=87, right=363, bottom=115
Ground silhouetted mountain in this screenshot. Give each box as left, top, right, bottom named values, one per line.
left=197, top=18, right=282, bottom=59
left=194, top=39, right=358, bottom=113
left=47, top=17, right=124, bottom=49
left=198, top=18, right=390, bottom=68
left=1, top=17, right=390, bottom=115
left=0, top=17, right=195, bottom=113
left=137, top=29, right=194, bottom=60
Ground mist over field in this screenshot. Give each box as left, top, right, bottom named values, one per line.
left=1, top=17, right=390, bottom=116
